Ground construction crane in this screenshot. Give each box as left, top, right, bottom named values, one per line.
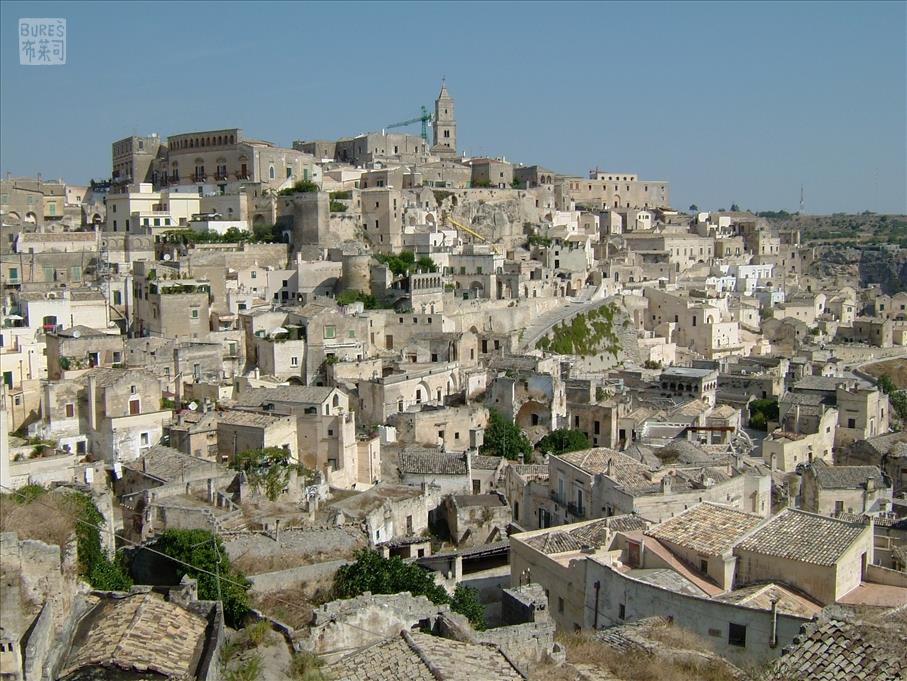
left=386, top=105, right=432, bottom=141
left=445, top=214, right=487, bottom=242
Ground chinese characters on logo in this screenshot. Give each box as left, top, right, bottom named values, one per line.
left=19, top=18, right=66, bottom=65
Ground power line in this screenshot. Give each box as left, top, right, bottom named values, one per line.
left=0, top=482, right=418, bottom=654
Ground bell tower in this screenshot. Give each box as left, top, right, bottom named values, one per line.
left=431, top=79, right=457, bottom=158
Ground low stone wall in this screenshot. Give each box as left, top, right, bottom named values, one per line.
left=866, top=563, right=907, bottom=588
left=477, top=620, right=556, bottom=664
left=248, top=559, right=349, bottom=593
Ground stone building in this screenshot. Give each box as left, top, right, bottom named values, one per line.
left=398, top=448, right=471, bottom=495
left=329, top=482, right=441, bottom=545
left=215, top=410, right=299, bottom=465
left=40, top=367, right=170, bottom=463
left=233, top=385, right=363, bottom=488
left=45, top=326, right=125, bottom=380
left=152, top=127, right=316, bottom=192
left=733, top=509, right=872, bottom=605
left=644, top=502, right=764, bottom=591
left=431, top=81, right=457, bottom=159
left=442, top=492, right=511, bottom=547
left=57, top=587, right=223, bottom=681
left=799, top=460, right=891, bottom=516
left=544, top=447, right=770, bottom=525
left=111, top=134, right=163, bottom=187
left=469, top=158, right=513, bottom=189
left=132, top=261, right=212, bottom=339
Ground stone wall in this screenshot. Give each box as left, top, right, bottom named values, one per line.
left=477, top=621, right=556, bottom=665
left=585, top=557, right=811, bottom=664
left=248, top=559, right=349, bottom=593
left=304, top=592, right=449, bottom=662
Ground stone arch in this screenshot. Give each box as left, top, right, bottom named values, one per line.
left=253, top=214, right=266, bottom=226
left=24, top=212, right=37, bottom=223
left=414, top=381, right=432, bottom=404
left=516, top=400, right=547, bottom=430
left=7, top=211, right=20, bottom=222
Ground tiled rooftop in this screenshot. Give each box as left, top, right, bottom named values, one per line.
left=328, top=630, right=523, bottom=680
left=646, top=502, right=763, bottom=556
left=523, top=515, right=647, bottom=555
left=807, top=459, right=887, bottom=490
left=60, top=592, right=207, bottom=679
left=470, top=454, right=503, bottom=470
left=717, top=582, right=822, bottom=617
left=234, top=385, right=335, bottom=407
left=767, top=612, right=907, bottom=681
left=123, top=444, right=221, bottom=481
left=399, top=450, right=467, bottom=476
left=506, top=463, right=549, bottom=479
left=555, top=448, right=657, bottom=495
left=734, top=508, right=867, bottom=566
left=216, top=409, right=289, bottom=428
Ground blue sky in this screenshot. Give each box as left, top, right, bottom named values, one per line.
left=1, top=1, right=904, bottom=214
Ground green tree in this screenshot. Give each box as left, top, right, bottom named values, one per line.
left=234, top=447, right=311, bottom=502
left=536, top=429, right=590, bottom=455
left=279, top=179, right=319, bottom=195
left=748, top=399, right=779, bottom=431
left=450, top=584, right=486, bottom=631
left=69, top=492, right=133, bottom=591
left=333, top=549, right=448, bottom=604
left=416, top=255, right=438, bottom=273
left=879, top=374, right=907, bottom=423
left=336, top=289, right=380, bottom=308
left=151, top=529, right=250, bottom=627
left=730, top=203, right=741, bottom=212
left=333, top=551, right=486, bottom=629
left=689, top=204, right=699, bottom=212
left=877, top=374, right=896, bottom=395
left=480, top=409, right=532, bottom=461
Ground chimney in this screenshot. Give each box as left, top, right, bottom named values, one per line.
left=866, top=476, right=875, bottom=493
left=661, top=474, right=672, bottom=495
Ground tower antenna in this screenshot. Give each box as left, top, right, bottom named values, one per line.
left=799, top=184, right=805, bottom=214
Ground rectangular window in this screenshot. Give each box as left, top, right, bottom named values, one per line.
left=290, top=356, right=299, bottom=367
left=191, top=309, right=199, bottom=319
left=65, top=403, right=75, bottom=418
left=728, top=623, right=747, bottom=647
left=558, top=597, right=564, bottom=614
left=324, top=325, right=335, bottom=339
left=140, top=432, right=150, bottom=446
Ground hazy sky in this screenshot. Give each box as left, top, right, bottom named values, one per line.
left=1, top=1, right=905, bottom=214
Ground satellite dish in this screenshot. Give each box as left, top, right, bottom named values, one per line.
left=72, top=330, right=81, bottom=338
left=163, top=254, right=172, bottom=261
left=188, top=401, right=198, bottom=411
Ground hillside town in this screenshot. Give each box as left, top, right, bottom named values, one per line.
left=1, top=81, right=906, bottom=681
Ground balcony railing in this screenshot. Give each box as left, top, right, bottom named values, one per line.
left=567, top=502, right=585, bottom=518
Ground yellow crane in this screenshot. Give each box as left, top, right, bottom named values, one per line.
left=444, top=214, right=487, bottom=242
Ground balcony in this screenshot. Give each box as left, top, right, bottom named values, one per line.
left=215, top=172, right=228, bottom=181
left=567, top=502, right=585, bottom=518
left=193, top=174, right=207, bottom=183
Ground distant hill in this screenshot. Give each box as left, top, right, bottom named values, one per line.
left=760, top=212, right=907, bottom=247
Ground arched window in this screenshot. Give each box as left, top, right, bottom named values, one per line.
left=269, top=165, right=275, bottom=180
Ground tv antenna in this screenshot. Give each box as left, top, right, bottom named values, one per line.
left=799, top=185, right=805, bottom=214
